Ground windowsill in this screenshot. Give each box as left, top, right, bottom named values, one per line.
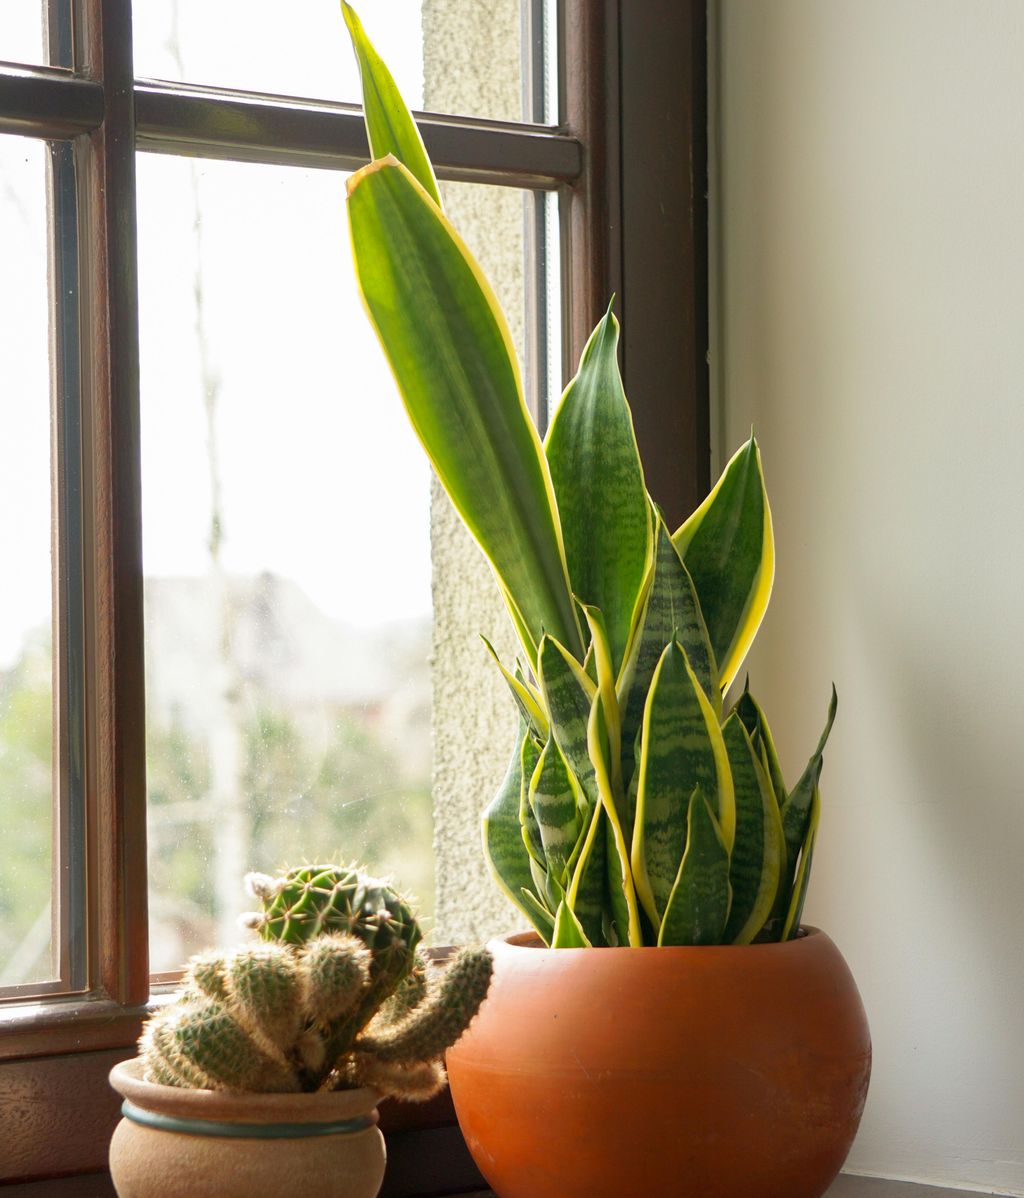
left=1, top=1173, right=1015, bottom=1198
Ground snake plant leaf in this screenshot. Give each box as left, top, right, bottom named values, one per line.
left=552, top=899, right=592, bottom=948
left=579, top=603, right=623, bottom=795
left=587, top=695, right=643, bottom=946
left=631, top=641, right=735, bottom=929
left=781, top=783, right=821, bottom=941
left=519, top=887, right=555, bottom=943
left=481, top=724, right=552, bottom=941
left=735, top=683, right=787, bottom=808
left=537, top=635, right=597, bottom=799
left=341, top=2, right=441, bottom=208
left=618, top=517, right=719, bottom=788
left=721, top=714, right=784, bottom=944
left=528, top=736, right=582, bottom=887
left=565, top=802, right=608, bottom=947
left=530, top=853, right=564, bottom=919
left=780, top=685, right=838, bottom=873
left=658, top=788, right=733, bottom=947
left=672, top=436, right=774, bottom=692
left=545, top=309, right=652, bottom=673
left=347, top=158, right=582, bottom=665
left=518, top=734, right=545, bottom=868
left=481, top=637, right=549, bottom=741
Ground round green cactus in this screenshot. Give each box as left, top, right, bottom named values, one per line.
left=247, top=864, right=422, bottom=962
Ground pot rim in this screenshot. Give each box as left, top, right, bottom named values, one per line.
left=109, top=1057, right=382, bottom=1126
left=490, top=924, right=823, bottom=954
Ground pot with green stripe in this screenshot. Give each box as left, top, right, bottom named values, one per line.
left=108, top=1058, right=386, bottom=1198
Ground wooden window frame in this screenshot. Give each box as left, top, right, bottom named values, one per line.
left=0, top=1, right=707, bottom=1189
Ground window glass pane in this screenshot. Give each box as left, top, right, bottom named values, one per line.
left=132, top=0, right=541, bottom=125
left=0, top=4, right=45, bottom=66
left=136, top=157, right=497, bottom=971
left=139, top=155, right=534, bottom=972
left=0, top=137, right=54, bottom=991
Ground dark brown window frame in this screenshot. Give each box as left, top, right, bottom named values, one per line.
left=0, top=1, right=707, bottom=1189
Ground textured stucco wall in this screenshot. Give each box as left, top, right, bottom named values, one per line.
left=713, top=3, right=1024, bottom=1193
left=423, top=1, right=529, bottom=943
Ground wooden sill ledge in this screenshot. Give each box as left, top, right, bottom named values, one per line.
left=2, top=1173, right=1012, bottom=1197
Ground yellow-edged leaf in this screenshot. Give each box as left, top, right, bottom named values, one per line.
left=672, top=436, right=774, bottom=692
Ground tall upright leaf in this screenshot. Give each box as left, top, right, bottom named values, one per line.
left=779, top=687, right=838, bottom=885
left=618, top=517, right=719, bottom=789
left=481, top=725, right=551, bottom=940
left=721, top=714, right=784, bottom=944
left=535, top=637, right=607, bottom=946
left=537, top=636, right=596, bottom=795
left=658, top=788, right=732, bottom=947
left=587, top=696, right=642, bottom=946
left=546, top=310, right=652, bottom=672
left=672, top=436, right=774, bottom=692
left=347, top=158, right=582, bottom=663
left=341, top=1, right=441, bottom=207
left=781, top=785, right=821, bottom=941
left=528, top=737, right=582, bottom=887
left=631, top=642, right=734, bottom=928
left=734, top=684, right=787, bottom=807
left=480, top=638, right=549, bottom=741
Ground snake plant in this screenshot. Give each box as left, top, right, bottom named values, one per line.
left=341, top=4, right=836, bottom=947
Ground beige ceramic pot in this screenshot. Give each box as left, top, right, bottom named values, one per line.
left=108, top=1058, right=386, bottom=1198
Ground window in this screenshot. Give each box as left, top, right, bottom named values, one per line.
left=0, top=1, right=707, bottom=1187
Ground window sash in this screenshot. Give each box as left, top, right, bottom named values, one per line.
left=0, top=2, right=708, bottom=1185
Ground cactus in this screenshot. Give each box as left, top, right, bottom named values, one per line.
left=140, top=864, right=493, bottom=1101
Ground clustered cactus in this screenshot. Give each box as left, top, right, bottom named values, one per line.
left=140, top=864, right=493, bottom=1099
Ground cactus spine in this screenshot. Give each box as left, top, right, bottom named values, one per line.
left=140, top=864, right=492, bottom=1101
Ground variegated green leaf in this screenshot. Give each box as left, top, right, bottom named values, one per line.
left=537, top=635, right=597, bottom=798
left=545, top=309, right=652, bottom=672
left=528, top=737, right=582, bottom=887
left=587, top=695, right=643, bottom=946
left=618, top=517, right=719, bottom=788
left=347, top=158, right=582, bottom=665
left=565, top=802, right=608, bottom=948
left=579, top=603, right=623, bottom=795
left=519, top=887, right=555, bottom=943
left=782, top=784, right=821, bottom=940
left=672, top=436, right=774, bottom=692
left=481, top=637, right=549, bottom=741
left=551, top=900, right=592, bottom=948
left=734, top=684, right=787, bottom=807
left=482, top=725, right=552, bottom=941
left=631, top=641, right=735, bottom=929
left=518, top=735, right=544, bottom=868
left=342, top=2, right=441, bottom=207
left=658, top=788, right=732, bottom=947
left=721, top=714, right=784, bottom=944
left=780, top=685, right=837, bottom=876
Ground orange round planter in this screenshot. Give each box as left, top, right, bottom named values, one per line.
left=108, top=1059, right=386, bottom=1198
left=446, top=927, right=870, bottom=1198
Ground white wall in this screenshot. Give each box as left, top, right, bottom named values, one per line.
left=711, top=3, right=1024, bottom=1194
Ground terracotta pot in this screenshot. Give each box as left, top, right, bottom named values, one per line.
left=446, top=926, right=870, bottom=1198
left=108, top=1058, right=386, bottom=1198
